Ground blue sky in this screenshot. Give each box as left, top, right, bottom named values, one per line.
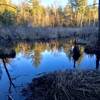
left=12, top=0, right=97, bottom=7
left=12, top=0, right=68, bottom=6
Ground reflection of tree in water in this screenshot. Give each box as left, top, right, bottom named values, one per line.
left=77, top=47, right=84, bottom=65
left=48, top=41, right=62, bottom=56
left=49, top=40, right=66, bottom=54
left=57, top=40, right=64, bottom=51
left=96, top=52, right=100, bottom=70
left=65, top=43, right=84, bottom=69
left=0, top=65, right=2, bottom=80
left=34, top=50, right=41, bottom=67
left=72, top=44, right=81, bottom=68
left=33, top=41, right=66, bottom=67
left=48, top=40, right=84, bottom=66
left=85, top=45, right=100, bottom=70
left=63, top=43, right=72, bottom=60
left=88, top=54, right=95, bottom=58
left=14, top=41, right=85, bottom=69
left=15, top=42, right=31, bottom=57
left=49, top=40, right=58, bottom=52
left=46, top=43, right=51, bottom=51
left=33, top=42, right=46, bottom=67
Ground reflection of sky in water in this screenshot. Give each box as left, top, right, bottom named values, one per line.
left=79, top=54, right=96, bottom=70
left=0, top=42, right=99, bottom=100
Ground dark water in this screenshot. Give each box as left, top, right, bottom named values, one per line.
left=0, top=40, right=99, bottom=100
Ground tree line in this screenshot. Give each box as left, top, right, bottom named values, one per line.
left=0, top=0, right=98, bottom=27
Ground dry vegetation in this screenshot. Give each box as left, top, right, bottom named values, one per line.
left=22, top=70, right=100, bottom=100
left=0, top=0, right=98, bottom=45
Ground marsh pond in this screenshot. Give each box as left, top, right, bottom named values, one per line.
left=0, top=39, right=100, bottom=100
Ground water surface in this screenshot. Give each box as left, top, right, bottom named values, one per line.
left=0, top=40, right=99, bottom=100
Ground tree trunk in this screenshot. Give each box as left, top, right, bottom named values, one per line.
left=93, top=16, right=96, bottom=26
left=80, top=14, right=83, bottom=27
left=88, top=18, right=91, bottom=26
left=98, top=0, right=100, bottom=43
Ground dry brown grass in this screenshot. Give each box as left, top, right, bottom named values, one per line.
left=22, top=70, right=100, bottom=100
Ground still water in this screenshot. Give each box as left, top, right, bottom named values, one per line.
left=0, top=40, right=99, bottom=100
